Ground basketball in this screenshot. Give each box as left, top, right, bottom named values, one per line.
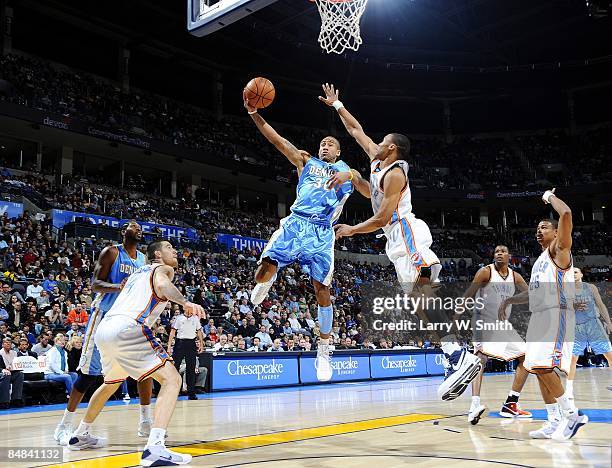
left=244, top=77, right=275, bottom=109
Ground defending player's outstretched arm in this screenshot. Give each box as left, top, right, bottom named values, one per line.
left=154, top=265, right=205, bottom=319
left=319, top=83, right=379, bottom=161
left=334, top=167, right=403, bottom=239
left=243, top=91, right=309, bottom=171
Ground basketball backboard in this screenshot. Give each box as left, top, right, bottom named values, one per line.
left=187, top=0, right=279, bottom=37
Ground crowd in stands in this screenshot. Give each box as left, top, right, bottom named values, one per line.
left=2, top=53, right=612, bottom=189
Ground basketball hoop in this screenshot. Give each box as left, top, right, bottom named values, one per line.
left=311, top=0, right=369, bottom=55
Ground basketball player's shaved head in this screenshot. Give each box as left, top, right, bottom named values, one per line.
left=318, top=136, right=341, bottom=162
left=536, top=219, right=558, bottom=247
left=494, top=245, right=510, bottom=266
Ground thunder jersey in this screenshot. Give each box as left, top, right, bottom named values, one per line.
left=370, top=160, right=412, bottom=233
left=290, top=157, right=353, bottom=225
left=105, top=264, right=168, bottom=325
left=98, top=245, right=146, bottom=313
left=476, top=264, right=516, bottom=320
left=574, top=283, right=598, bottom=325
left=529, top=248, right=574, bottom=314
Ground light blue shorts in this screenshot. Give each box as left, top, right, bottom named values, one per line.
left=573, top=319, right=612, bottom=356
left=261, top=214, right=334, bottom=286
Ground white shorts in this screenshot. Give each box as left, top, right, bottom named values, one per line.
left=95, top=315, right=172, bottom=384
left=384, top=217, right=440, bottom=289
left=474, top=328, right=526, bottom=361
left=524, top=307, right=575, bottom=374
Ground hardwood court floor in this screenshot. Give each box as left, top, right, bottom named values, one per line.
left=1, top=368, right=610, bottom=467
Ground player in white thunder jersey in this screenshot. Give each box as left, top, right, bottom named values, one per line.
left=69, top=240, right=204, bottom=467
left=321, top=83, right=479, bottom=401
left=461, top=245, right=532, bottom=425
left=503, top=189, right=587, bottom=441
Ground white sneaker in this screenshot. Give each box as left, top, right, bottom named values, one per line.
left=250, top=274, right=276, bottom=305
left=529, top=421, right=558, bottom=439
left=468, top=404, right=487, bottom=425
left=437, top=349, right=482, bottom=401
left=141, top=445, right=192, bottom=466
left=316, top=343, right=333, bottom=382
left=551, top=411, right=588, bottom=441
left=68, top=433, right=108, bottom=450
left=138, top=419, right=152, bottom=437
left=123, top=393, right=131, bottom=401
left=54, top=423, right=73, bottom=445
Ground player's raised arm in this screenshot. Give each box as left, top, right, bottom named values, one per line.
left=334, top=168, right=403, bottom=238
left=91, top=246, right=121, bottom=294
left=244, top=92, right=308, bottom=170
left=319, top=83, right=379, bottom=161
left=542, top=188, right=572, bottom=263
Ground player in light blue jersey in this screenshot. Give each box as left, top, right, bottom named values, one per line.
left=243, top=91, right=366, bottom=381
left=54, top=221, right=151, bottom=445
left=566, top=267, right=611, bottom=408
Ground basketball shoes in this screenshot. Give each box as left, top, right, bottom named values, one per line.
left=140, top=446, right=192, bottom=466
left=437, top=349, right=482, bottom=401
left=250, top=273, right=277, bottom=305
left=468, top=403, right=487, bottom=425
left=68, top=433, right=107, bottom=450
left=529, top=421, right=558, bottom=439
left=499, top=402, right=532, bottom=418
left=53, top=423, right=73, bottom=446
left=316, top=341, right=333, bottom=381
left=551, top=411, right=589, bottom=441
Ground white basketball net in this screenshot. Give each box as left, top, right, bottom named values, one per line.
left=313, top=0, right=368, bottom=54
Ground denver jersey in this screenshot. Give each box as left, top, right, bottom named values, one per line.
left=105, top=264, right=168, bottom=324
left=98, top=245, right=146, bottom=313
left=290, top=157, right=353, bottom=225
left=370, top=160, right=412, bottom=233
left=574, top=283, right=598, bottom=325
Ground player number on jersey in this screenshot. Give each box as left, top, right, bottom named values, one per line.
left=312, top=177, right=330, bottom=190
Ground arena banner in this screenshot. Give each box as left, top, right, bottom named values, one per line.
left=51, top=209, right=199, bottom=239
left=11, top=355, right=48, bottom=373
left=216, top=233, right=267, bottom=252
left=299, top=352, right=370, bottom=384
left=0, top=200, right=24, bottom=218
left=425, top=351, right=446, bottom=376
left=211, top=355, right=300, bottom=390
left=369, top=351, right=428, bottom=379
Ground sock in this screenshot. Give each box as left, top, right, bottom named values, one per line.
left=557, top=391, right=576, bottom=415
left=430, top=263, right=442, bottom=282
left=318, top=305, right=333, bottom=335
left=545, top=403, right=561, bottom=423
left=505, top=390, right=520, bottom=404
left=146, top=428, right=166, bottom=448
left=140, top=405, right=152, bottom=423
left=471, top=396, right=481, bottom=408
left=75, top=421, right=91, bottom=436
left=60, top=409, right=75, bottom=426
left=566, top=379, right=574, bottom=396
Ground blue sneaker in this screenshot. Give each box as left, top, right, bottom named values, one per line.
left=551, top=411, right=588, bottom=441
left=437, top=349, right=482, bottom=401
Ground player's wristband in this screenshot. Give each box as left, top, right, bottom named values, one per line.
left=248, top=110, right=258, bottom=115
left=332, top=100, right=344, bottom=111
left=348, top=170, right=354, bottom=181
